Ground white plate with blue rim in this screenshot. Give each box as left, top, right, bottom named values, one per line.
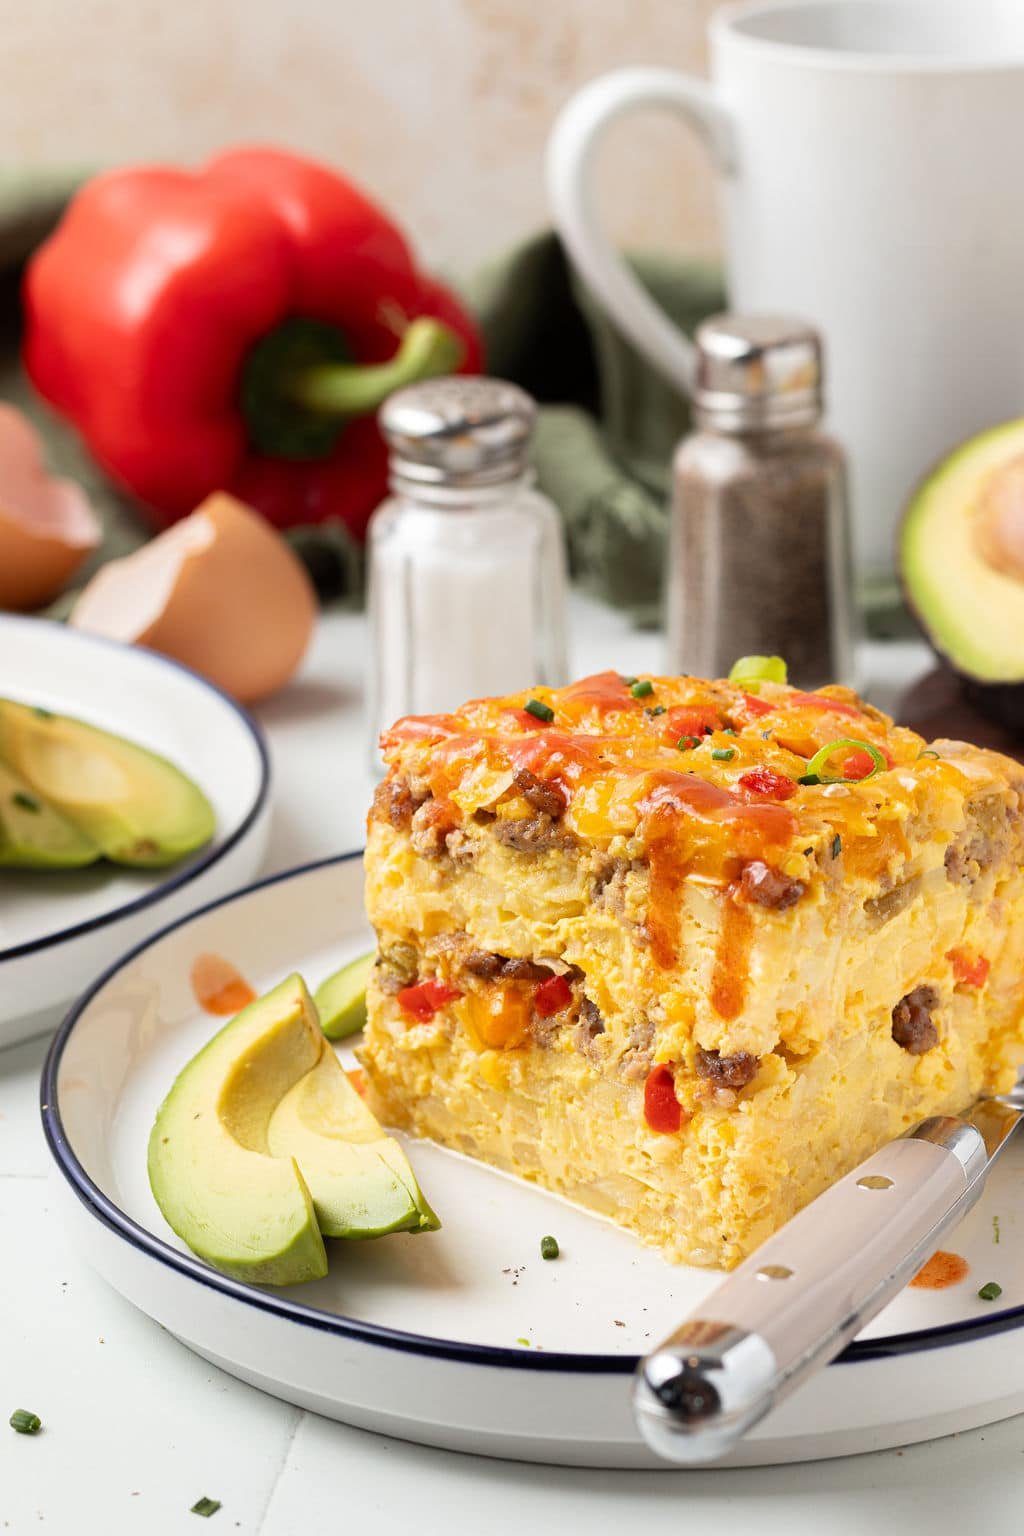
left=41, top=852, right=1024, bottom=1467
left=0, top=615, right=271, bottom=1045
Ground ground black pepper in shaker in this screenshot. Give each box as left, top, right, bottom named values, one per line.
left=667, top=316, right=854, bottom=688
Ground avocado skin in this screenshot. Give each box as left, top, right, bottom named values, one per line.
left=0, top=698, right=215, bottom=867
left=900, top=417, right=1024, bottom=736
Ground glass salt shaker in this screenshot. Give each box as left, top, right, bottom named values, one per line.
left=368, top=377, right=568, bottom=754
left=667, top=315, right=855, bottom=689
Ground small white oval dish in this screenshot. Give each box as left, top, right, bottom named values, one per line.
left=41, top=853, right=1024, bottom=1468
left=0, top=616, right=271, bottom=1043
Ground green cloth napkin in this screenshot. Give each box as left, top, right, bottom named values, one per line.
left=0, top=173, right=726, bottom=621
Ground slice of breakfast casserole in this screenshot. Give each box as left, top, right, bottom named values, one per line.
left=359, top=666, right=1024, bottom=1268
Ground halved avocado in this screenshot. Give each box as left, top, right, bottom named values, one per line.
left=0, top=761, right=99, bottom=869
left=0, top=699, right=215, bottom=866
left=902, top=419, right=1024, bottom=728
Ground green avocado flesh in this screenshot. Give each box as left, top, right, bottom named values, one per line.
left=902, top=418, right=1024, bottom=683
left=148, top=974, right=328, bottom=1286
left=148, top=973, right=438, bottom=1286
left=314, top=951, right=373, bottom=1040
left=0, top=699, right=215, bottom=867
left=0, top=761, right=99, bottom=869
left=267, top=1045, right=439, bottom=1237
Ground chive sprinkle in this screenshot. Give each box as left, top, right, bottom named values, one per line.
left=677, top=735, right=701, bottom=751
left=524, top=699, right=554, bottom=723
left=33, top=707, right=55, bottom=720
left=711, top=748, right=735, bottom=761
left=630, top=679, right=654, bottom=699
left=11, top=791, right=41, bottom=813
left=191, top=1497, right=222, bottom=1518
left=978, top=1281, right=1002, bottom=1302
left=723, top=727, right=737, bottom=736
left=831, top=833, right=842, bottom=858
left=798, top=773, right=821, bottom=786
left=540, top=1235, right=559, bottom=1260
left=645, top=704, right=666, bottom=717
left=9, top=1409, right=41, bottom=1435
left=516, top=1337, right=531, bottom=1347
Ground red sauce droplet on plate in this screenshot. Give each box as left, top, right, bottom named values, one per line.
left=910, top=1250, right=969, bottom=1290
left=191, top=953, right=257, bottom=1016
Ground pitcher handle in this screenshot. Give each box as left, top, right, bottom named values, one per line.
left=547, top=68, right=736, bottom=394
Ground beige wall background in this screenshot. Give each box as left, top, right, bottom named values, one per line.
left=0, top=0, right=727, bottom=276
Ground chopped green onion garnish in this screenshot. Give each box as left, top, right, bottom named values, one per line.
left=540, top=1235, right=559, bottom=1260
left=11, top=791, right=41, bottom=813
left=516, top=1337, right=531, bottom=1346
left=524, top=699, right=554, bottom=723
left=9, top=1409, right=41, bottom=1435
left=728, top=655, right=788, bottom=687
left=918, top=749, right=940, bottom=760
left=630, top=679, right=654, bottom=699
left=723, top=727, right=737, bottom=736
left=677, top=736, right=701, bottom=752
left=191, top=1497, right=222, bottom=1518
left=978, top=1281, right=1002, bottom=1302
left=33, top=707, right=54, bottom=720
left=711, top=748, right=735, bottom=761
left=804, top=739, right=886, bottom=785
left=645, top=704, right=666, bottom=717
left=831, top=834, right=842, bottom=858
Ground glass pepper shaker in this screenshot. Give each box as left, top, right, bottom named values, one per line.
left=368, top=377, right=568, bottom=752
left=666, top=315, right=855, bottom=689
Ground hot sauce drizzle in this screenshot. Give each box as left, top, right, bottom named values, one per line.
left=710, top=889, right=755, bottom=1020
left=190, top=953, right=257, bottom=1016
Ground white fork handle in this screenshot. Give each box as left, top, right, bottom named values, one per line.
left=634, top=1116, right=990, bottom=1463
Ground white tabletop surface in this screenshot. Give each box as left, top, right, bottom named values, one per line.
left=3, top=596, right=1022, bottom=1535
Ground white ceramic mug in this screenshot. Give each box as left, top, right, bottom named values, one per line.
left=547, top=0, right=1024, bottom=584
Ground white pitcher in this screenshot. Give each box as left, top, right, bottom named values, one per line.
left=547, top=0, right=1024, bottom=585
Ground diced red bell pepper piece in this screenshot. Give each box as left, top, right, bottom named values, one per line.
left=739, top=692, right=775, bottom=718
left=789, top=691, right=864, bottom=720
left=738, top=767, right=798, bottom=802
left=662, top=705, right=721, bottom=745
left=947, top=949, right=990, bottom=988
left=396, top=979, right=463, bottom=1021
left=534, top=974, right=573, bottom=1018
left=841, top=744, right=894, bottom=779
left=644, top=1064, right=682, bottom=1134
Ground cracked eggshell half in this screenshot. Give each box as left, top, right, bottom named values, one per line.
left=0, top=403, right=100, bottom=610
left=70, top=492, right=316, bottom=702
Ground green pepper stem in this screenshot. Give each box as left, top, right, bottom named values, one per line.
left=286, top=317, right=465, bottom=417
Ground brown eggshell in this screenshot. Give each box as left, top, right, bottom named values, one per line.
left=70, top=493, right=317, bottom=702
left=0, top=403, right=100, bottom=610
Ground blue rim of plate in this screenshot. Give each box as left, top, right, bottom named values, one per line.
left=0, top=616, right=271, bottom=964
left=41, top=851, right=1024, bottom=1376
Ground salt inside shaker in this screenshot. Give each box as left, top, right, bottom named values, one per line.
left=667, top=315, right=854, bottom=689
left=368, top=377, right=568, bottom=751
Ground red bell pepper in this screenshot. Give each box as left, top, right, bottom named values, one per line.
left=22, top=146, right=483, bottom=538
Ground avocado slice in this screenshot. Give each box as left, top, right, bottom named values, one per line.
left=314, top=951, right=374, bottom=1040
left=148, top=973, right=328, bottom=1286
left=0, top=761, right=99, bottom=868
left=902, top=419, right=1024, bottom=726
left=267, top=1044, right=439, bottom=1237
left=0, top=698, right=215, bottom=867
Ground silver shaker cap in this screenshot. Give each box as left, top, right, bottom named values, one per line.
left=379, top=376, right=536, bottom=489
left=693, top=315, right=823, bottom=431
